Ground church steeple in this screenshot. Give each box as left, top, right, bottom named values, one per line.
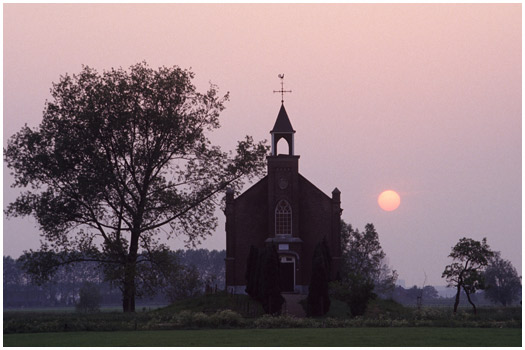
left=270, top=104, right=296, bottom=155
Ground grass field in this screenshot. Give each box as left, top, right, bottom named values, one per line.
left=3, top=327, right=522, bottom=347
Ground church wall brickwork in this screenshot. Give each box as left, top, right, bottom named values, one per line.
left=298, top=175, right=338, bottom=285
left=226, top=177, right=269, bottom=286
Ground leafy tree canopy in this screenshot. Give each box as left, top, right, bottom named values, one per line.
left=340, top=221, right=397, bottom=297
left=334, top=221, right=397, bottom=317
left=442, top=237, right=495, bottom=314
left=484, top=254, right=521, bottom=307
left=5, top=62, right=268, bottom=312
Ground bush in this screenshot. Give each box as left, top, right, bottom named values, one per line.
left=211, top=309, right=243, bottom=327
left=331, top=276, right=376, bottom=317
left=3, top=303, right=522, bottom=334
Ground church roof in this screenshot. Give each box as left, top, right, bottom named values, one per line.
left=271, top=104, right=295, bottom=133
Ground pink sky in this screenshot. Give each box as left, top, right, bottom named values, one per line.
left=3, top=4, right=521, bottom=287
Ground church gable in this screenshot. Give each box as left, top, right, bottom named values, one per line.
left=234, top=175, right=268, bottom=203
left=298, top=174, right=332, bottom=202
left=298, top=174, right=333, bottom=232
left=231, top=176, right=269, bottom=247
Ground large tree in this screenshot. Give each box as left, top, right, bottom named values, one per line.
left=5, top=62, right=268, bottom=312
left=442, top=237, right=494, bottom=314
left=484, top=254, right=521, bottom=307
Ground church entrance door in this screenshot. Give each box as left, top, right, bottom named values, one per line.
left=279, top=256, right=295, bottom=293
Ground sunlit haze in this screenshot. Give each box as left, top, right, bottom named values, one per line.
left=3, top=4, right=521, bottom=287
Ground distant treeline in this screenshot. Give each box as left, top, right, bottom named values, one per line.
left=391, top=285, right=500, bottom=308
left=4, top=249, right=225, bottom=309
left=4, top=249, right=507, bottom=310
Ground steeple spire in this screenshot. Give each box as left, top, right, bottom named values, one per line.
left=271, top=104, right=295, bottom=134
left=273, top=74, right=292, bottom=104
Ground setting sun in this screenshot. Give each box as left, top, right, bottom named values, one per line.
left=378, top=190, right=401, bottom=211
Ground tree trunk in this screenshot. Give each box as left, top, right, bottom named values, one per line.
left=122, top=259, right=136, bottom=313
left=453, top=284, right=461, bottom=313
left=463, top=287, right=477, bottom=315
left=122, top=230, right=140, bottom=313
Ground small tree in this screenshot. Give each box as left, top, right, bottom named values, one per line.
left=76, top=282, right=102, bottom=313
left=484, top=255, right=521, bottom=306
left=442, top=237, right=494, bottom=314
left=307, top=238, right=331, bottom=316
left=244, top=245, right=284, bottom=314
left=341, top=222, right=397, bottom=293
left=257, top=245, right=284, bottom=314
left=244, top=245, right=259, bottom=298
left=337, top=221, right=396, bottom=315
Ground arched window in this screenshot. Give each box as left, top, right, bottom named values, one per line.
left=275, top=200, right=292, bottom=235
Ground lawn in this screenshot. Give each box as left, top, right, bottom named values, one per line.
left=3, top=327, right=522, bottom=347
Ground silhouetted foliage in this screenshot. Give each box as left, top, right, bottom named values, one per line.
left=3, top=256, right=24, bottom=287
left=244, top=246, right=259, bottom=298
left=164, top=264, right=202, bottom=303
left=307, top=238, right=331, bottom=316
left=258, top=245, right=284, bottom=314
left=174, top=249, right=225, bottom=289
left=244, top=245, right=284, bottom=314
left=336, top=221, right=396, bottom=315
left=347, top=273, right=376, bottom=316
left=442, top=237, right=495, bottom=314
left=331, top=273, right=376, bottom=317
left=484, top=254, right=521, bottom=307
left=340, top=222, right=397, bottom=297
left=76, top=282, right=102, bottom=313
left=5, top=62, right=268, bottom=312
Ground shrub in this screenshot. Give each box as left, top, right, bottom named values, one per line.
left=191, top=312, right=210, bottom=328
left=331, top=276, right=376, bottom=317
left=211, top=309, right=243, bottom=327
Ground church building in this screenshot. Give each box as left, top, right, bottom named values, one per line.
left=225, top=102, right=342, bottom=295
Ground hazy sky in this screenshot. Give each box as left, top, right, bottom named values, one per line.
left=3, top=4, right=521, bottom=287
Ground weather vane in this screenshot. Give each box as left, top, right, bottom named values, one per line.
left=273, top=74, right=292, bottom=104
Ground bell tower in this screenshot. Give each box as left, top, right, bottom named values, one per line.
left=270, top=104, right=295, bottom=156
left=266, top=101, right=303, bottom=293
left=267, top=103, right=300, bottom=239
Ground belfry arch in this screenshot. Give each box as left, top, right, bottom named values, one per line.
left=275, top=136, right=292, bottom=156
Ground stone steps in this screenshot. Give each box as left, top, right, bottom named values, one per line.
left=282, top=293, right=306, bottom=318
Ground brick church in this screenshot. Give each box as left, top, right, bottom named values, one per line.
left=225, top=102, right=342, bottom=295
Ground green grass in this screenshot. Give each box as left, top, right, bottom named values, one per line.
left=4, top=327, right=521, bottom=347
